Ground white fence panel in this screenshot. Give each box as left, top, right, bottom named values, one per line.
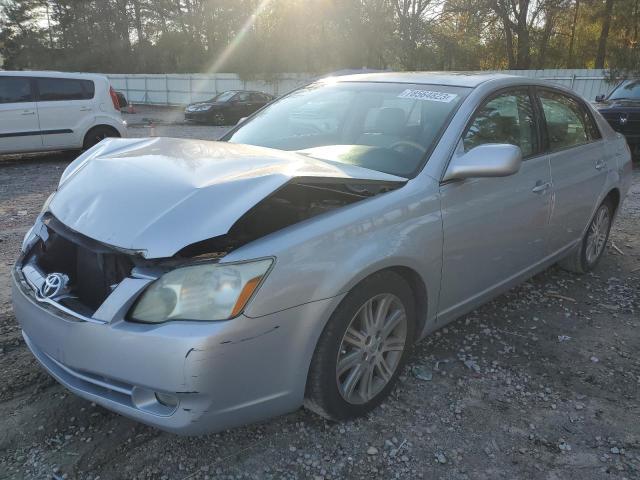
left=106, top=70, right=616, bottom=106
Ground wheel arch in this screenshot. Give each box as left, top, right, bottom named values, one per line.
left=332, top=264, right=430, bottom=342
left=83, top=124, right=121, bottom=148
left=603, top=187, right=621, bottom=214
left=384, top=266, right=429, bottom=338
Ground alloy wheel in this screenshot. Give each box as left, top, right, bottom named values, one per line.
left=585, top=204, right=611, bottom=265
left=336, top=293, right=407, bottom=405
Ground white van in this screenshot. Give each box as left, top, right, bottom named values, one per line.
left=0, top=71, right=127, bottom=155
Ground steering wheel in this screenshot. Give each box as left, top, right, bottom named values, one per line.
left=389, top=140, right=427, bottom=155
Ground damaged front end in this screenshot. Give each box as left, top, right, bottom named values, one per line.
left=18, top=175, right=401, bottom=324
left=12, top=138, right=410, bottom=433
left=18, top=139, right=405, bottom=323
left=18, top=213, right=151, bottom=321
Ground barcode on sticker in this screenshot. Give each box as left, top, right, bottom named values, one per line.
left=398, top=89, right=457, bottom=102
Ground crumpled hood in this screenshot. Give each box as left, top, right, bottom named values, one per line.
left=50, top=137, right=406, bottom=258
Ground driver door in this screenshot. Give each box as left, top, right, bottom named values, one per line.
left=437, top=88, right=553, bottom=320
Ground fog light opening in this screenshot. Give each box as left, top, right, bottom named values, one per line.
left=155, top=392, right=179, bottom=408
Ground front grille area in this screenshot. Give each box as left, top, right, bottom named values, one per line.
left=25, top=215, right=134, bottom=315
left=599, top=111, right=640, bottom=136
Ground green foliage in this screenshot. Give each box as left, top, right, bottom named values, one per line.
left=0, top=0, right=638, bottom=74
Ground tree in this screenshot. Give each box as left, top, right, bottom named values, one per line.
left=595, top=0, right=615, bottom=68
left=0, top=0, right=634, bottom=74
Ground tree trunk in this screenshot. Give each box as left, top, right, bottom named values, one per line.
left=568, top=0, right=580, bottom=68
left=595, top=0, right=614, bottom=68
left=505, top=22, right=516, bottom=68
left=538, top=9, right=555, bottom=69
left=515, top=0, right=531, bottom=69
left=132, top=0, right=145, bottom=43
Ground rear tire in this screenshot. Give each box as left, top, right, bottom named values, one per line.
left=559, top=199, right=614, bottom=274
left=304, top=271, right=416, bottom=421
left=83, top=126, right=119, bottom=150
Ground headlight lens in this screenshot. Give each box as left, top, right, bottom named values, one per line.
left=129, top=259, right=273, bottom=323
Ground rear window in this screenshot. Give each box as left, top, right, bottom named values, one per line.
left=0, top=77, right=33, bottom=104
left=37, top=78, right=95, bottom=101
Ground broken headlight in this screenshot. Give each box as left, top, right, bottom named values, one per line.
left=129, top=259, right=273, bottom=323
left=21, top=192, right=56, bottom=253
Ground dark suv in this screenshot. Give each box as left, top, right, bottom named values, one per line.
left=595, top=79, right=640, bottom=158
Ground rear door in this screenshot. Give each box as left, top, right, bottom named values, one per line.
left=535, top=88, right=608, bottom=253
left=36, top=77, right=95, bottom=148
left=438, top=87, right=553, bottom=318
left=0, top=76, right=41, bottom=154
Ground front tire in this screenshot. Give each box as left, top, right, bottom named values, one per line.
left=211, top=111, right=226, bottom=126
left=304, top=271, right=416, bottom=421
left=559, top=199, right=614, bottom=274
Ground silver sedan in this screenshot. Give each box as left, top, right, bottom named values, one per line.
left=12, top=73, right=632, bottom=434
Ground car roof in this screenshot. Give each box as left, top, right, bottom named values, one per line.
left=328, top=71, right=519, bottom=88
left=0, top=70, right=108, bottom=81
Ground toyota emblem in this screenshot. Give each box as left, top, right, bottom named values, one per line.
left=39, top=273, right=69, bottom=299
left=620, top=115, right=628, bottom=125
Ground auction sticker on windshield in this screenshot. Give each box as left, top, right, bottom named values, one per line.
left=398, top=89, right=457, bottom=102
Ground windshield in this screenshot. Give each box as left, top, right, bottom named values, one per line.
left=226, top=81, right=469, bottom=177
left=210, top=91, right=236, bottom=103
left=608, top=80, right=640, bottom=100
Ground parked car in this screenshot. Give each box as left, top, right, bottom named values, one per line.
left=0, top=71, right=127, bottom=155
left=595, top=79, right=640, bottom=157
left=13, top=73, right=632, bottom=435
left=184, top=90, right=273, bottom=125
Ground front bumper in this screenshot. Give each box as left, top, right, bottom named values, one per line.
left=12, top=267, right=342, bottom=435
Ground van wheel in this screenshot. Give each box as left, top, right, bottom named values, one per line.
left=559, top=199, right=614, bottom=274
left=304, top=271, right=416, bottom=421
left=83, top=126, right=119, bottom=150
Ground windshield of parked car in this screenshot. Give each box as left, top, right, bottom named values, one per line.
left=608, top=80, right=640, bottom=100
left=226, top=81, right=470, bottom=177
left=211, top=91, right=236, bottom=103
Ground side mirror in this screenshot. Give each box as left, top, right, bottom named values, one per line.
left=443, top=144, right=522, bottom=182
left=595, top=94, right=605, bottom=102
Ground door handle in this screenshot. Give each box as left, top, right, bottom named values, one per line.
left=595, top=159, right=606, bottom=170
left=20, top=111, right=35, bottom=116
left=79, top=107, right=92, bottom=111
left=532, top=181, right=551, bottom=194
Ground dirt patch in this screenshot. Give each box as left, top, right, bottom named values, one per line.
left=0, top=151, right=638, bottom=480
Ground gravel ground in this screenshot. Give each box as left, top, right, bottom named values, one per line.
left=0, top=133, right=638, bottom=479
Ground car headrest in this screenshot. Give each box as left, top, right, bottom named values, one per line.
left=374, top=107, right=406, bottom=136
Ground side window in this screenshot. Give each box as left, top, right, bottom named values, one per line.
left=37, top=78, right=94, bottom=101
left=0, top=77, right=33, bottom=104
left=538, top=90, right=595, bottom=150
left=234, top=92, right=250, bottom=102
left=463, top=90, right=538, bottom=157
